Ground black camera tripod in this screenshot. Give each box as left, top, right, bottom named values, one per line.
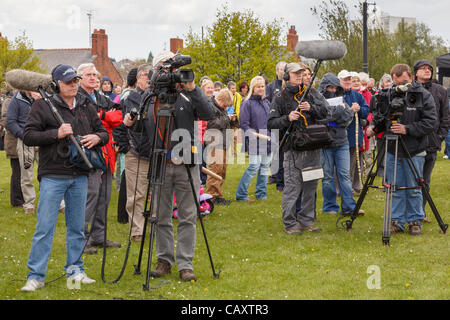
left=338, top=133, right=448, bottom=246
left=132, top=95, right=220, bottom=291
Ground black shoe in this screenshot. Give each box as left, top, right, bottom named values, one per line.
left=214, top=197, right=232, bottom=205
left=83, top=245, right=97, bottom=255
left=90, top=240, right=121, bottom=248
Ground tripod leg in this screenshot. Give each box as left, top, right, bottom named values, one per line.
left=342, top=144, right=384, bottom=231
left=184, top=164, right=221, bottom=279
left=143, top=217, right=157, bottom=291
left=134, top=184, right=152, bottom=275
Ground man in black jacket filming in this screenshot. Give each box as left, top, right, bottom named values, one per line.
left=123, top=51, right=214, bottom=282
left=367, top=64, right=436, bottom=236
left=20, top=64, right=108, bottom=291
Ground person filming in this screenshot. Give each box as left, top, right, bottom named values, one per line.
left=367, top=64, right=436, bottom=236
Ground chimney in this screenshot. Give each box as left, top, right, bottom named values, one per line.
left=287, top=25, right=298, bottom=52
left=170, top=38, right=183, bottom=54
left=91, top=29, right=108, bottom=57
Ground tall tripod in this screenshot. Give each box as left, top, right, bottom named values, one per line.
left=132, top=98, right=220, bottom=291
left=338, top=133, right=448, bottom=246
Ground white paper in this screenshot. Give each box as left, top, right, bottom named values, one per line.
left=326, top=96, right=344, bottom=106
left=301, top=167, right=324, bottom=182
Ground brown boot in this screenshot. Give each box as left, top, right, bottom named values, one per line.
left=149, top=259, right=171, bottom=278
left=179, top=269, right=197, bottom=282
left=390, top=221, right=404, bottom=234
left=409, top=222, right=422, bottom=236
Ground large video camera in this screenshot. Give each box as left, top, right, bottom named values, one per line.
left=148, top=54, right=194, bottom=104
left=375, top=83, right=423, bottom=129
left=130, top=54, right=195, bottom=130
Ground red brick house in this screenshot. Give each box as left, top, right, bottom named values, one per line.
left=34, top=29, right=123, bottom=85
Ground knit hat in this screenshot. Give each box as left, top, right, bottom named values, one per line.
left=127, top=68, right=138, bottom=87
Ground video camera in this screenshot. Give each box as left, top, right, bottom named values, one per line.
left=375, top=83, right=423, bottom=129
left=130, top=54, right=195, bottom=130
left=149, top=54, right=194, bottom=103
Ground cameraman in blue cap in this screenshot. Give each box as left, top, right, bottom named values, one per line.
left=20, top=64, right=108, bottom=291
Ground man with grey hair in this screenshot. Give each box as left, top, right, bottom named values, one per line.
left=123, top=51, right=214, bottom=282
left=77, top=62, right=123, bottom=254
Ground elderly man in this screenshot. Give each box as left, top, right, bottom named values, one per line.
left=20, top=64, right=108, bottom=291
left=77, top=63, right=123, bottom=254
left=123, top=51, right=215, bottom=281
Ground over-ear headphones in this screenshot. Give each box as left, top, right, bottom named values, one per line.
left=50, top=64, right=62, bottom=93
left=282, top=64, right=290, bottom=82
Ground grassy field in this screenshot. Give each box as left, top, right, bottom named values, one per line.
left=0, top=147, right=449, bottom=301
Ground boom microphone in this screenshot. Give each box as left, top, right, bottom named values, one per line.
left=5, top=69, right=53, bottom=92
left=295, top=40, right=347, bottom=61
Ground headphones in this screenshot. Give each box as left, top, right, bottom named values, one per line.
left=50, top=64, right=62, bottom=93
left=282, top=64, right=290, bottom=82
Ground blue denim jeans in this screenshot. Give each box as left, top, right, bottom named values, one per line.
left=26, top=175, right=88, bottom=282
left=386, top=153, right=425, bottom=230
left=321, top=145, right=356, bottom=213
left=236, top=153, right=273, bottom=201
left=445, top=129, right=450, bottom=157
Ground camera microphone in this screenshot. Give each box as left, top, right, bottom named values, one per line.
left=5, top=69, right=54, bottom=92
left=295, top=40, right=347, bottom=61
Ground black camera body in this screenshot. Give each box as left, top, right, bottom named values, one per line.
left=375, top=83, right=423, bottom=130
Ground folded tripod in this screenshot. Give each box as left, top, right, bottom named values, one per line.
left=338, top=133, right=448, bottom=246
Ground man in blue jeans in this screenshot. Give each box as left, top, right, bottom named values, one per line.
left=367, top=64, right=436, bottom=235
left=20, top=65, right=108, bottom=291
left=319, top=73, right=364, bottom=216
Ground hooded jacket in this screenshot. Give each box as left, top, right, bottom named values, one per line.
left=23, top=93, right=109, bottom=180
left=413, top=59, right=450, bottom=152
left=371, top=81, right=437, bottom=157
left=6, top=92, right=34, bottom=140
left=319, top=73, right=354, bottom=147
left=343, top=89, right=369, bottom=148
left=205, top=97, right=231, bottom=150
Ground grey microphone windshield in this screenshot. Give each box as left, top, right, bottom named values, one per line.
left=5, top=69, right=53, bottom=92
left=295, top=40, right=347, bottom=61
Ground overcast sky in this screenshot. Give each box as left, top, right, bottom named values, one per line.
left=1, top=0, right=449, bottom=61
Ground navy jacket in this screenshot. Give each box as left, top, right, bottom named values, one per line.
left=6, top=92, right=33, bottom=140
left=239, top=94, right=271, bottom=155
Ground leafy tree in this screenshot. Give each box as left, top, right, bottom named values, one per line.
left=181, top=7, right=292, bottom=84
left=0, top=32, right=43, bottom=86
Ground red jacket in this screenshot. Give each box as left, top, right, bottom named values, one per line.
left=98, top=109, right=123, bottom=173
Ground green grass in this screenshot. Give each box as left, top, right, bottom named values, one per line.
left=0, top=146, right=449, bottom=300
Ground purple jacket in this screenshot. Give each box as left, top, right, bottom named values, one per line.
left=239, top=94, right=271, bottom=155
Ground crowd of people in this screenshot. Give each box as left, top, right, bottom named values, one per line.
left=0, top=51, right=449, bottom=292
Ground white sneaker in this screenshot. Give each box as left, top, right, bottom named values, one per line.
left=443, top=155, right=448, bottom=159
left=21, top=279, right=45, bottom=292
left=67, top=272, right=96, bottom=284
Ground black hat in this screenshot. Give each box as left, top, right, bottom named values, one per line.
left=127, top=68, right=138, bottom=87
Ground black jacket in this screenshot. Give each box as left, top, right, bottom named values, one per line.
left=413, top=59, right=449, bottom=152
left=127, top=86, right=215, bottom=162
left=23, top=93, right=109, bottom=180
left=267, top=84, right=329, bottom=151
left=205, top=97, right=231, bottom=150
left=371, top=81, right=437, bottom=157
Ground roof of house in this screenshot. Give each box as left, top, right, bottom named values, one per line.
left=34, top=48, right=96, bottom=73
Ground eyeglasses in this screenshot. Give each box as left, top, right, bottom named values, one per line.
left=418, top=66, right=432, bottom=71
left=83, top=73, right=98, bottom=78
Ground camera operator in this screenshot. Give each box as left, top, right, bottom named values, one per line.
left=267, top=62, right=329, bottom=235
left=20, top=64, right=108, bottom=291
left=123, top=51, right=215, bottom=281
left=412, top=60, right=449, bottom=221
left=367, top=64, right=436, bottom=235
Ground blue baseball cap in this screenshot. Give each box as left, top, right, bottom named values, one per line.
left=51, top=64, right=81, bottom=82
